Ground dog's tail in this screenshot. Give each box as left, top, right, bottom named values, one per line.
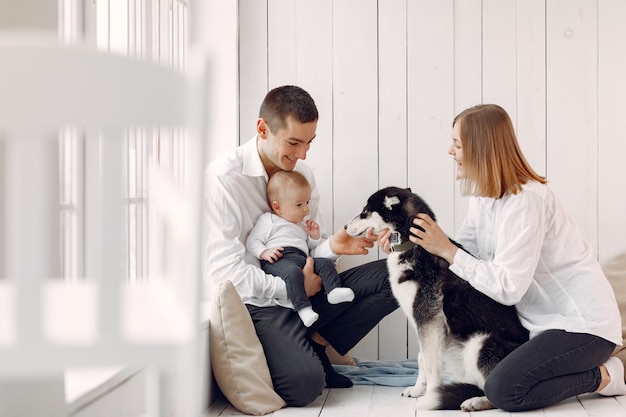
left=436, top=383, right=485, bottom=410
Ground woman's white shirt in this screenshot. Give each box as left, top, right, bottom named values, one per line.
left=449, top=181, right=622, bottom=345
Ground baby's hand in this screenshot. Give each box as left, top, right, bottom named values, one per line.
left=260, top=247, right=283, bottom=263
left=306, top=220, right=321, bottom=240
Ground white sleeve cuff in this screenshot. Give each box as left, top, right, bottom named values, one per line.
left=449, top=249, right=475, bottom=280
left=310, top=238, right=340, bottom=262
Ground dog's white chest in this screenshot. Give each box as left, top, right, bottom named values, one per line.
left=386, top=253, right=419, bottom=319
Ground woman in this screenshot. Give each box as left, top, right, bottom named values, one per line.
left=402, top=104, right=625, bottom=411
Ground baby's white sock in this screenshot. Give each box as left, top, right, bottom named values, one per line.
left=327, top=287, right=355, bottom=304
left=599, top=356, right=626, bottom=397
left=298, top=306, right=319, bottom=327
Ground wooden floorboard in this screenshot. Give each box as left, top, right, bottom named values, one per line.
left=204, top=386, right=626, bottom=417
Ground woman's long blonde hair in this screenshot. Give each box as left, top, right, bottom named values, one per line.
left=454, top=104, right=546, bottom=198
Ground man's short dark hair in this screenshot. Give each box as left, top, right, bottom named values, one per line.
left=259, top=85, right=319, bottom=133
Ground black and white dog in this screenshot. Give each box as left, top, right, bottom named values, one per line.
left=344, top=187, right=529, bottom=411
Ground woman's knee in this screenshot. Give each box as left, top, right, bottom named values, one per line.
left=484, top=372, right=526, bottom=412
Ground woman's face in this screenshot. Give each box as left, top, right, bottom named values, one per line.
left=449, top=121, right=464, bottom=179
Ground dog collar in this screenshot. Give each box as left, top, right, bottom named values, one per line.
left=391, top=240, right=418, bottom=252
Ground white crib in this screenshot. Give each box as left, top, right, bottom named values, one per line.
left=0, top=32, right=208, bottom=416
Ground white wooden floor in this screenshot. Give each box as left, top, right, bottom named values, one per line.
left=205, top=385, right=626, bottom=417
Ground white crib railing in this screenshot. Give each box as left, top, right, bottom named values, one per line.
left=0, top=32, right=208, bottom=417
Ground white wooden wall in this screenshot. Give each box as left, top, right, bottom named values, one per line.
left=237, top=0, right=626, bottom=360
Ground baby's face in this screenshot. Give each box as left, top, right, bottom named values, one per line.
left=274, top=186, right=311, bottom=224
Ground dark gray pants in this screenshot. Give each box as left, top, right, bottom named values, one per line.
left=485, top=329, right=616, bottom=411
left=246, top=259, right=398, bottom=406
left=260, top=247, right=341, bottom=311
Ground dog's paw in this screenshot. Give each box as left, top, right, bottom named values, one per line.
left=460, top=396, right=494, bottom=412
left=414, top=393, right=441, bottom=410
left=401, top=384, right=426, bottom=398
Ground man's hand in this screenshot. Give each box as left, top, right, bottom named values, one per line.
left=329, top=226, right=377, bottom=255
left=303, top=256, right=322, bottom=297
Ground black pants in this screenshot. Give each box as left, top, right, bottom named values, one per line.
left=247, top=258, right=398, bottom=406
left=485, top=329, right=616, bottom=411
left=261, top=247, right=341, bottom=311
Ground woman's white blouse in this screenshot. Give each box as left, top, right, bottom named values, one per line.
left=449, top=181, right=622, bottom=345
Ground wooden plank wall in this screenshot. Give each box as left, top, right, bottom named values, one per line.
left=237, top=0, right=626, bottom=360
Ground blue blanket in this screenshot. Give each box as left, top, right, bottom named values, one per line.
left=332, top=357, right=418, bottom=387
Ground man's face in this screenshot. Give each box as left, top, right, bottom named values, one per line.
left=257, top=115, right=317, bottom=176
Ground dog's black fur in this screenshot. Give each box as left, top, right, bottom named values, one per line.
left=345, top=187, right=529, bottom=411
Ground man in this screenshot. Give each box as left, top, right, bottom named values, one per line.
left=204, top=85, right=398, bottom=406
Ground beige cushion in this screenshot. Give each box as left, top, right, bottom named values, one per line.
left=603, top=253, right=626, bottom=381
left=209, top=280, right=286, bottom=415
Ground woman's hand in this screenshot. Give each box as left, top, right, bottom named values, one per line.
left=409, top=213, right=458, bottom=264
left=377, top=229, right=393, bottom=254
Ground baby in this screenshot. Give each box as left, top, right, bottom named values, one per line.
left=246, top=170, right=354, bottom=326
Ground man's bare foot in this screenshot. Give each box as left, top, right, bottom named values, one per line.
left=309, top=331, right=329, bottom=347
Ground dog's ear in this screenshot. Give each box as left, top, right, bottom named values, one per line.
left=405, top=187, right=412, bottom=193
left=383, top=195, right=401, bottom=210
